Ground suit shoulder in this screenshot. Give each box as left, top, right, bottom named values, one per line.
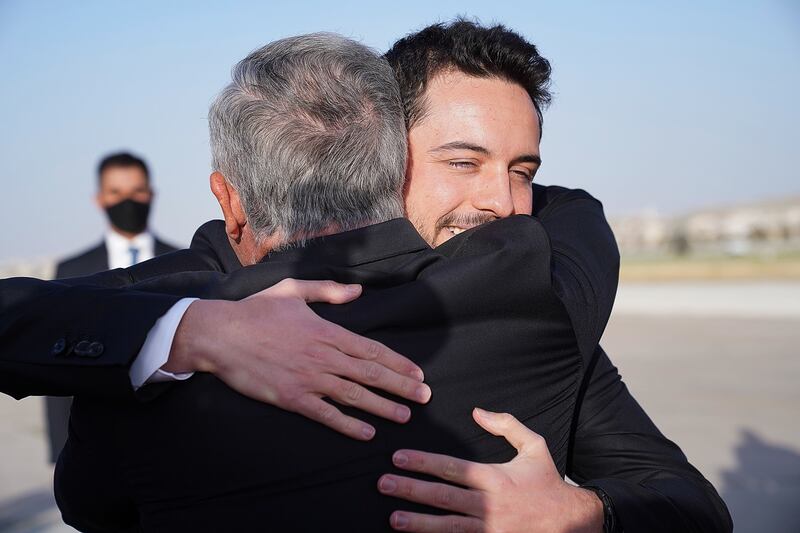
left=189, top=220, right=226, bottom=250
left=189, top=220, right=242, bottom=272
left=56, top=243, right=106, bottom=278
left=57, top=243, right=104, bottom=266
left=154, top=237, right=180, bottom=255
left=533, top=184, right=602, bottom=216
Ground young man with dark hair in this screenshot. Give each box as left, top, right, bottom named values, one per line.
left=370, top=20, right=729, bottom=533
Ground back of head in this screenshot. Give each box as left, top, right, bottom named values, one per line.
left=384, top=19, right=552, bottom=132
left=209, top=33, right=407, bottom=246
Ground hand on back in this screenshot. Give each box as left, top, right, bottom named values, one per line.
left=167, top=279, right=431, bottom=440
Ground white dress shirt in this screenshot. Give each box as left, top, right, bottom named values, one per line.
left=105, top=230, right=155, bottom=269
left=129, top=299, right=197, bottom=389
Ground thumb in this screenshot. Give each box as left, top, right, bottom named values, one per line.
left=472, top=408, right=544, bottom=457
left=269, top=279, right=362, bottom=304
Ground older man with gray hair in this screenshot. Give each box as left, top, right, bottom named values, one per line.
left=55, top=31, right=613, bottom=532
left=207, top=33, right=407, bottom=257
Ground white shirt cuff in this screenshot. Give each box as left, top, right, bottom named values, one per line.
left=129, top=298, right=198, bottom=390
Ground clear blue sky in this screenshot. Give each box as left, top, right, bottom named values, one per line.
left=1, top=0, right=798, bottom=260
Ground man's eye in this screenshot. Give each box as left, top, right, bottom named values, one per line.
left=449, top=161, right=476, bottom=169
left=511, top=169, right=533, bottom=182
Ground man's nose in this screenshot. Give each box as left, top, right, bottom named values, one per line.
left=472, top=168, right=515, bottom=218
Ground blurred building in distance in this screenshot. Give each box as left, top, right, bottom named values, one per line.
left=0, top=258, right=55, bottom=280
left=612, top=196, right=800, bottom=258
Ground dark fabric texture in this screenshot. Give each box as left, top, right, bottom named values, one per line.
left=60, top=216, right=589, bottom=532
left=45, top=237, right=179, bottom=462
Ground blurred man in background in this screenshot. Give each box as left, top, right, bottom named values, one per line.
left=46, top=152, right=178, bottom=462
left=56, top=152, right=178, bottom=276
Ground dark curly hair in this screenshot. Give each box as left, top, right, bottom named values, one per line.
left=384, top=19, right=552, bottom=133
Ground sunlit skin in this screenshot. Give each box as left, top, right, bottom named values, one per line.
left=95, top=166, right=153, bottom=238
left=404, top=71, right=542, bottom=247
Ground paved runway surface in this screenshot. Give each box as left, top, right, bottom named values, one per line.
left=2, top=282, right=799, bottom=532
left=602, top=313, right=800, bottom=532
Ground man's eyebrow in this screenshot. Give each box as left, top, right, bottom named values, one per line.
left=428, top=141, right=490, bottom=155
left=429, top=141, right=542, bottom=167
left=511, top=154, right=542, bottom=166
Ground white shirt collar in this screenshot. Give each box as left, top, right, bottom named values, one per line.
left=105, top=230, right=155, bottom=269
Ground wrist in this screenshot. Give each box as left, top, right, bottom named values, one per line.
left=581, top=486, right=617, bottom=533
left=571, top=486, right=606, bottom=533
left=164, top=300, right=228, bottom=374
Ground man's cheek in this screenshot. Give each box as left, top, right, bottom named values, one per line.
left=515, top=186, right=534, bottom=215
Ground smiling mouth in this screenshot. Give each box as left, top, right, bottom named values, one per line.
left=438, top=213, right=499, bottom=240
left=443, top=226, right=470, bottom=236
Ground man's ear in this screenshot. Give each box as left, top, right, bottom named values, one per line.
left=210, top=172, right=247, bottom=243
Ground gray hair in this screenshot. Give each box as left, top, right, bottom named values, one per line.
left=209, top=33, right=407, bottom=246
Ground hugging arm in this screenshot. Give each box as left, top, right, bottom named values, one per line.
left=1, top=221, right=428, bottom=438
left=568, top=347, right=733, bottom=532
left=531, top=185, right=730, bottom=531
left=540, top=188, right=731, bottom=531
left=382, top=186, right=731, bottom=532
left=533, top=184, right=619, bottom=354
left=0, top=243, right=225, bottom=400
left=0, top=277, right=181, bottom=399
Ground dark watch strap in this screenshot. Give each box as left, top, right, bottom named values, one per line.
left=584, top=486, right=619, bottom=533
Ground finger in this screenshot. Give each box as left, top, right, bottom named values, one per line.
left=268, top=278, right=363, bottom=304
left=322, top=375, right=412, bottom=424
left=332, top=353, right=431, bottom=405
left=390, top=450, right=489, bottom=489
left=389, top=511, right=483, bottom=533
left=377, top=474, right=483, bottom=517
left=472, top=408, right=545, bottom=457
left=327, top=322, right=426, bottom=382
left=293, top=395, right=376, bottom=441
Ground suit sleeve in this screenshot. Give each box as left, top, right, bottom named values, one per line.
left=0, top=277, right=181, bottom=399
left=533, top=186, right=731, bottom=531
left=0, top=226, right=228, bottom=400
left=568, top=347, right=733, bottom=532
left=533, top=185, right=619, bottom=357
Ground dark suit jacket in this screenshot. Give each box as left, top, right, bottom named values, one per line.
left=57, top=216, right=600, bottom=532
left=55, top=236, right=178, bottom=279
left=0, top=185, right=731, bottom=532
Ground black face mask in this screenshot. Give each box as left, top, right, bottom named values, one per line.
left=105, top=199, right=150, bottom=234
